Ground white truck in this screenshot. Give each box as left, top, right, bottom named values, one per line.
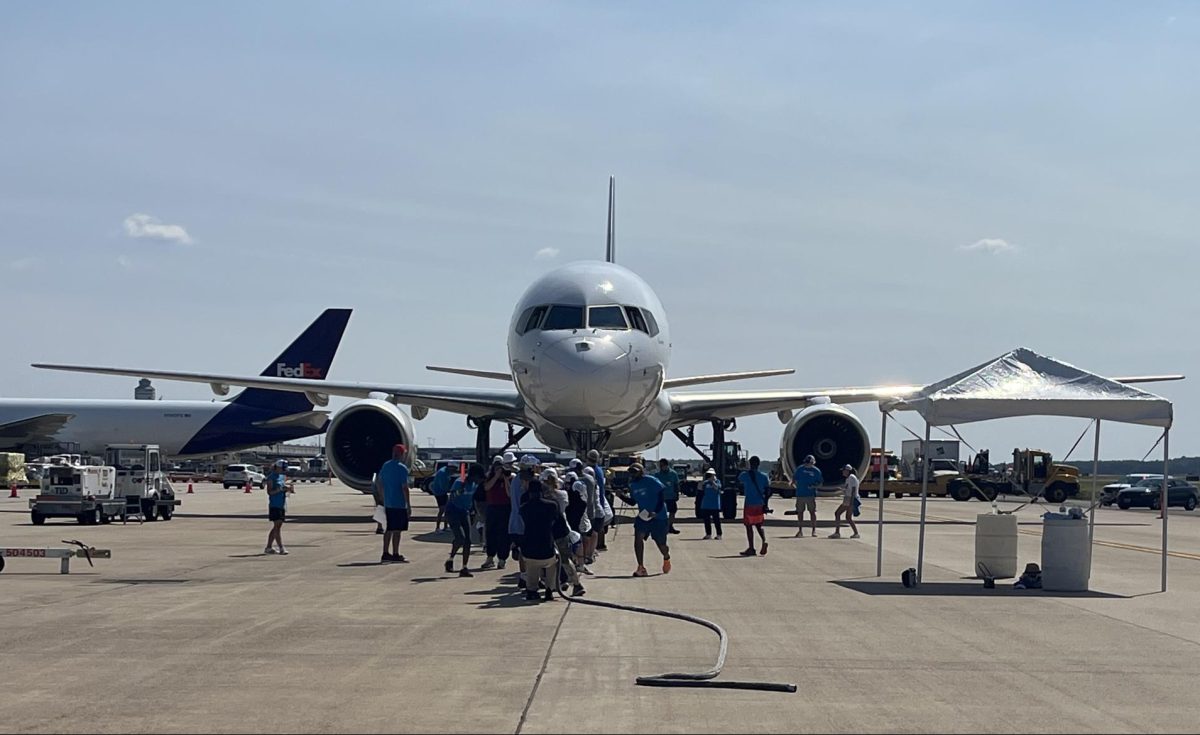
left=105, top=444, right=180, bottom=521
left=29, top=464, right=126, bottom=525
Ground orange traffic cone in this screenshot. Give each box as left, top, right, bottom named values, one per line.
left=187, top=483, right=194, bottom=494
left=8, top=483, right=17, bottom=499
left=244, top=480, right=252, bottom=494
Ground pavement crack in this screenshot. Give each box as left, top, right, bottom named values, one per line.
left=515, top=602, right=570, bottom=735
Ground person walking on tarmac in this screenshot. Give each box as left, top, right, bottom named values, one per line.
left=264, top=460, right=293, bottom=555
left=739, top=456, right=771, bottom=557
left=792, top=455, right=823, bottom=538
left=654, top=458, right=682, bottom=535
left=444, top=464, right=483, bottom=576
left=481, top=453, right=515, bottom=570
left=698, top=468, right=723, bottom=540
left=429, top=463, right=453, bottom=533
left=378, top=444, right=412, bottom=564
left=616, top=463, right=672, bottom=577
left=830, top=464, right=861, bottom=539
left=520, top=469, right=566, bottom=602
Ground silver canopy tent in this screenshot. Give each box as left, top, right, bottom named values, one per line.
left=878, top=348, right=1174, bottom=591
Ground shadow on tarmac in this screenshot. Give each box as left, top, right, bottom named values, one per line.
left=832, top=579, right=1128, bottom=598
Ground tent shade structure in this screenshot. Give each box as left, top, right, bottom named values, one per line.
left=889, top=348, right=1173, bottom=428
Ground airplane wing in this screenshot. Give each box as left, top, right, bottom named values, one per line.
left=667, top=385, right=923, bottom=427
left=0, top=413, right=75, bottom=447
left=31, top=365, right=526, bottom=422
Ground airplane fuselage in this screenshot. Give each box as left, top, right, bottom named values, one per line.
left=507, top=261, right=674, bottom=452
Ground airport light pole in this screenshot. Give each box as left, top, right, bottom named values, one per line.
left=916, top=422, right=931, bottom=583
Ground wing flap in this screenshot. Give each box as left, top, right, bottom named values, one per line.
left=426, top=366, right=513, bottom=381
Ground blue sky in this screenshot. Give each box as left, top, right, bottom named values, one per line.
left=1, top=2, right=1195, bottom=462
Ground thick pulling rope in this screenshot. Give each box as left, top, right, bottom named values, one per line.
left=562, top=593, right=797, bottom=692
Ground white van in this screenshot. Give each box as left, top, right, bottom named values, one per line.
left=223, top=464, right=266, bottom=489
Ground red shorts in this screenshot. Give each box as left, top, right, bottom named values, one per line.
left=743, top=504, right=765, bottom=526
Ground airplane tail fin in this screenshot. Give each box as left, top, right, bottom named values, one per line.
left=229, top=308, right=352, bottom=413
left=605, top=176, right=616, bottom=264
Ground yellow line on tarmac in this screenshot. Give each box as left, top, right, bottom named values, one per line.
left=876, top=506, right=1200, bottom=562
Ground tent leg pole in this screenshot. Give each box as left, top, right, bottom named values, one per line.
left=1162, top=429, right=1169, bottom=593
left=1089, top=420, right=1100, bottom=549
left=876, top=411, right=887, bottom=578
left=916, top=422, right=931, bottom=583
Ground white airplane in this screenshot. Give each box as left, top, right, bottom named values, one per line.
left=34, top=180, right=1184, bottom=491
left=9, top=309, right=350, bottom=457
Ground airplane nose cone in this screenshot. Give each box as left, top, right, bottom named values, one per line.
left=536, top=336, right=633, bottom=427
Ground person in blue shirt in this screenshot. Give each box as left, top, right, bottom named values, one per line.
left=653, top=458, right=682, bottom=535
left=429, top=464, right=453, bottom=533
left=738, top=455, right=771, bottom=557
left=698, top=468, right=723, bottom=540
left=792, top=454, right=824, bottom=538
left=444, top=463, right=483, bottom=577
left=615, top=463, right=672, bottom=577
left=377, top=444, right=411, bottom=564
left=264, top=459, right=293, bottom=555
left=587, top=449, right=612, bottom=553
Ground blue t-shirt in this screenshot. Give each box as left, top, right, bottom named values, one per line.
left=430, top=466, right=452, bottom=496
left=447, top=478, right=476, bottom=513
left=592, top=465, right=606, bottom=494
left=653, top=468, right=680, bottom=501
left=267, top=472, right=287, bottom=509
left=378, top=460, right=409, bottom=509
left=793, top=465, right=823, bottom=497
left=629, top=475, right=666, bottom=517
left=739, top=469, right=769, bottom=506
left=700, top=479, right=722, bottom=510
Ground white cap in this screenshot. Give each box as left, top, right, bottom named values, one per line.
left=704, top=468, right=716, bottom=476
left=539, top=468, right=559, bottom=483
left=274, top=459, right=288, bottom=468
left=520, top=454, right=539, bottom=468
left=501, top=451, right=517, bottom=466
left=582, top=466, right=595, bottom=477
left=565, top=471, right=578, bottom=482
left=568, top=458, right=584, bottom=469
left=492, top=455, right=503, bottom=465
left=842, top=464, right=855, bottom=471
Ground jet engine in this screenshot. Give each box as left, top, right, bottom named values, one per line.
left=326, top=399, right=415, bottom=492
left=778, top=404, right=870, bottom=485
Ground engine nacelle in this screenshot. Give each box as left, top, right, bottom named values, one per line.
left=779, top=404, right=870, bottom=485
left=326, top=399, right=416, bottom=493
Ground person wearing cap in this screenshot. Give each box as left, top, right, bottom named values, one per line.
left=578, top=465, right=600, bottom=570
left=508, top=455, right=538, bottom=589
left=444, top=463, right=484, bottom=577
left=830, top=464, right=861, bottom=539
left=792, top=455, right=824, bottom=538
left=698, top=468, right=723, bottom=540
left=429, top=463, right=454, bottom=533
left=264, top=460, right=293, bottom=555
left=586, top=450, right=612, bottom=553
left=738, top=455, right=771, bottom=557
left=520, top=468, right=568, bottom=602
left=377, top=444, right=411, bottom=563
left=616, top=463, right=672, bottom=577
left=654, top=458, right=682, bottom=535
left=480, top=453, right=515, bottom=570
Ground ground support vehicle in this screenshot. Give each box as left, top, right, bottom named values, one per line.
left=106, top=444, right=180, bottom=520
left=29, top=464, right=125, bottom=525
left=943, top=449, right=1081, bottom=503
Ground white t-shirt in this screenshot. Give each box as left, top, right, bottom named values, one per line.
left=843, top=474, right=860, bottom=504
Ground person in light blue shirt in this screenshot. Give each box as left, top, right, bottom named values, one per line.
left=444, top=464, right=483, bottom=577
left=792, top=455, right=824, bottom=538
left=430, top=464, right=453, bottom=533
left=615, top=464, right=672, bottom=577
left=377, top=444, right=411, bottom=564
left=698, top=468, right=723, bottom=540
left=737, top=456, right=771, bottom=557
left=264, top=460, right=292, bottom=555
left=653, top=458, right=682, bottom=535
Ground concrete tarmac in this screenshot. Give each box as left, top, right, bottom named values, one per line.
left=2, top=483, right=1199, bottom=733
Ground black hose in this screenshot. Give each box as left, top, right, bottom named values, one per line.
left=561, top=592, right=797, bottom=693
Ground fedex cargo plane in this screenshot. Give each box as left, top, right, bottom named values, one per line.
left=3, top=309, right=351, bottom=457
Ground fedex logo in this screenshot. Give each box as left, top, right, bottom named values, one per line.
left=276, top=362, right=325, bottom=379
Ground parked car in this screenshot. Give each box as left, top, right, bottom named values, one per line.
left=1116, top=478, right=1198, bottom=511
left=222, top=464, right=266, bottom=489
left=1100, top=474, right=1163, bottom=506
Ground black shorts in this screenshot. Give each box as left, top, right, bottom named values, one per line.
left=435, top=495, right=448, bottom=510
left=268, top=507, right=286, bottom=522
left=385, top=507, right=410, bottom=532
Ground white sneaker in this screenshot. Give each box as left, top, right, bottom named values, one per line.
left=850, top=533, right=860, bottom=539
left=829, top=532, right=842, bottom=539
left=278, top=546, right=289, bottom=555
left=264, top=547, right=277, bottom=555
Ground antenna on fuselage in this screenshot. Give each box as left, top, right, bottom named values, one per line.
left=605, top=176, right=616, bottom=263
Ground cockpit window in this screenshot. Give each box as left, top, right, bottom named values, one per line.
left=542, top=305, right=585, bottom=331
left=518, top=306, right=547, bottom=335
left=588, top=306, right=628, bottom=329
left=625, top=306, right=648, bottom=333
left=642, top=308, right=660, bottom=337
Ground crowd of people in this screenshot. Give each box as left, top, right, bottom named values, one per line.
left=263, top=444, right=868, bottom=598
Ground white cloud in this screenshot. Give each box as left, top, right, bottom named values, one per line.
left=960, top=238, right=1017, bottom=255
left=534, top=247, right=560, bottom=260
left=123, top=213, right=193, bottom=245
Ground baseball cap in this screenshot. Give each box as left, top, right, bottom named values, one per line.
left=804, top=455, right=816, bottom=464
left=568, top=458, right=583, bottom=470
left=393, top=444, right=408, bottom=455
left=565, top=471, right=578, bottom=482
left=274, top=459, right=288, bottom=468
left=629, top=463, right=644, bottom=474
left=704, top=468, right=716, bottom=476
left=582, top=466, right=595, bottom=477
left=520, top=454, right=539, bottom=468
left=842, top=464, right=855, bottom=471
left=586, top=449, right=600, bottom=461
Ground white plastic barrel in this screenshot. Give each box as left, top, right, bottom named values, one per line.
left=1041, top=516, right=1091, bottom=591
left=975, top=513, right=1018, bottom=578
